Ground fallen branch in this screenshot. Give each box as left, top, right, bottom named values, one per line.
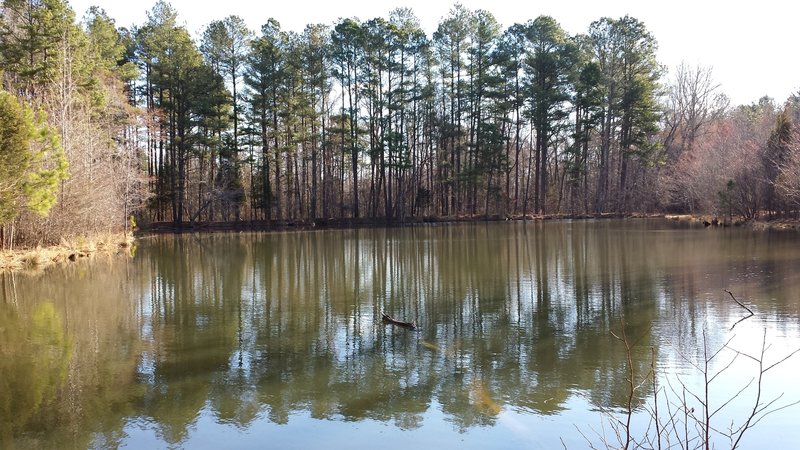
left=381, top=312, right=417, bottom=330
left=725, top=290, right=754, bottom=331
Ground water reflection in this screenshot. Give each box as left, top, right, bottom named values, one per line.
left=1, top=220, right=799, bottom=448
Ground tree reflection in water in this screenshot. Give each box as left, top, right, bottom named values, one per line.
left=2, top=220, right=799, bottom=448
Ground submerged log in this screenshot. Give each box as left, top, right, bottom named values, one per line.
left=381, top=313, right=417, bottom=330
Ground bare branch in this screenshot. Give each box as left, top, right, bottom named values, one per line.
left=707, top=352, right=739, bottom=384
left=724, top=290, right=753, bottom=315
left=725, top=290, right=754, bottom=331
left=710, top=378, right=754, bottom=418
left=763, top=347, right=800, bottom=373
left=584, top=317, right=799, bottom=449
left=750, top=398, right=800, bottom=428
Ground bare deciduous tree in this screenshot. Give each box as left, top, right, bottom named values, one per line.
left=662, top=63, right=728, bottom=162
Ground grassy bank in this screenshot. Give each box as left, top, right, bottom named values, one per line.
left=0, top=233, right=135, bottom=273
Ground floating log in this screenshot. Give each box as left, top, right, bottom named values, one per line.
left=381, top=313, right=417, bottom=330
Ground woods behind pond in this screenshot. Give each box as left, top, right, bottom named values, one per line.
left=1, top=0, right=799, bottom=251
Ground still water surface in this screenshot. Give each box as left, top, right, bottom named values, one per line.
left=2, top=220, right=799, bottom=449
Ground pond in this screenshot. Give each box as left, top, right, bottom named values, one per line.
left=2, top=219, right=799, bottom=449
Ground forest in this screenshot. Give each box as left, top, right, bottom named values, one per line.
left=1, top=0, right=799, bottom=248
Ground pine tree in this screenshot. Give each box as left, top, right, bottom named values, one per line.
left=0, top=0, right=74, bottom=97
left=466, top=9, right=502, bottom=215
left=433, top=5, right=470, bottom=215
left=300, top=23, right=331, bottom=221
left=331, top=18, right=364, bottom=218
left=245, top=19, right=285, bottom=222
left=494, top=24, right=527, bottom=214
left=567, top=46, right=603, bottom=214
left=137, top=1, right=203, bottom=225
left=588, top=16, right=661, bottom=213
left=523, top=16, right=574, bottom=215
left=0, top=90, right=68, bottom=246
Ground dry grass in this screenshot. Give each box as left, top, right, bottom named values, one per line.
left=0, top=233, right=136, bottom=273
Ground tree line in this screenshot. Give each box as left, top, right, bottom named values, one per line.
left=136, top=2, right=667, bottom=226
left=1, top=0, right=799, bottom=245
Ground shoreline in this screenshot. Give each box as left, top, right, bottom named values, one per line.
left=0, top=233, right=135, bottom=274
left=4, top=213, right=797, bottom=274
left=663, top=214, right=800, bottom=230
left=139, top=212, right=800, bottom=235
left=138, top=212, right=661, bottom=235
